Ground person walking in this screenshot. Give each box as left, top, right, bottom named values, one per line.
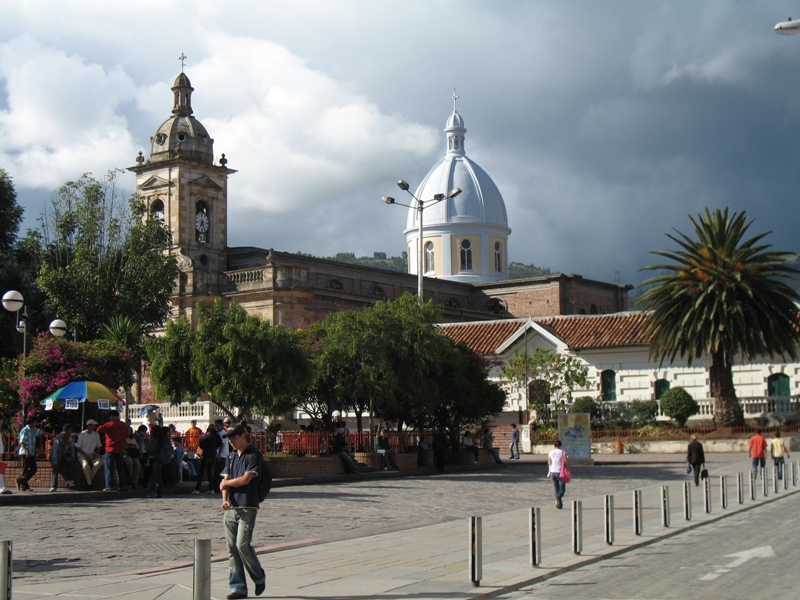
left=770, top=430, right=790, bottom=480
left=748, top=430, right=767, bottom=478
left=548, top=439, right=568, bottom=509
left=509, top=424, right=520, bottom=459
left=686, top=434, right=705, bottom=486
left=220, top=424, right=266, bottom=599
left=16, top=420, right=41, bottom=491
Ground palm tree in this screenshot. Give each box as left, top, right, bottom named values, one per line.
left=101, top=315, right=144, bottom=410
left=639, top=208, right=800, bottom=427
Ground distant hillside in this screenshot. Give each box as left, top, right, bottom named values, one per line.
left=301, top=252, right=554, bottom=280
left=507, top=262, right=553, bottom=279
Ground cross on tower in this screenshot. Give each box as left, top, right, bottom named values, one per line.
left=452, top=89, right=459, bottom=112
left=179, top=52, right=187, bottom=72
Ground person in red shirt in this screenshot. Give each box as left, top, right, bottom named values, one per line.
left=97, top=410, right=130, bottom=491
left=748, top=430, right=767, bottom=477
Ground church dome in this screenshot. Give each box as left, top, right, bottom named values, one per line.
left=405, top=109, right=509, bottom=232
left=149, top=73, right=214, bottom=165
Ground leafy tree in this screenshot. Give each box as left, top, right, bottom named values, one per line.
left=640, top=208, right=800, bottom=427
left=0, top=168, right=23, bottom=256
left=658, top=387, right=699, bottom=427
left=502, top=348, right=589, bottom=425
left=148, top=300, right=312, bottom=419
left=146, top=316, right=198, bottom=403
left=36, top=171, right=179, bottom=340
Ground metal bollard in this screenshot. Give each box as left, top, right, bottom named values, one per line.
left=193, top=538, right=211, bottom=600
left=784, top=463, right=789, bottom=490
left=0, top=540, right=11, bottom=600
left=794, top=461, right=798, bottom=487
left=772, top=466, right=778, bottom=493
left=683, top=481, right=692, bottom=521
left=749, top=470, right=756, bottom=500
left=703, top=477, right=711, bottom=514
left=469, top=516, right=482, bottom=587
left=604, top=494, right=614, bottom=545
left=762, top=468, right=769, bottom=497
left=737, top=472, right=744, bottom=504
left=720, top=475, right=727, bottom=509
left=661, top=485, right=670, bottom=527
left=572, top=501, right=583, bottom=555
left=529, top=507, right=541, bottom=567
left=633, top=490, right=643, bottom=535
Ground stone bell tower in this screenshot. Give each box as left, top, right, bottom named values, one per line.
left=128, top=67, right=236, bottom=312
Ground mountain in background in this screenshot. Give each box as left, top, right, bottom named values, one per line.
left=297, top=251, right=554, bottom=280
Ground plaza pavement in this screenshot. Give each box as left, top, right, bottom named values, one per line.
left=4, top=451, right=790, bottom=600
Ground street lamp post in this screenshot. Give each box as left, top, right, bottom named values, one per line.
left=382, top=181, right=461, bottom=302
left=2, top=290, right=27, bottom=357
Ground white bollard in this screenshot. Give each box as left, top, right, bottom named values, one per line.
left=0, top=540, right=11, bottom=600
left=604, top=494, right=614, bottom=545
left=529, top=507, right=541, bottom=567
left=572, top=500, right=583, bottom=555
left=683, top=481, right=692, bottom=521
left=193, top=538, right=211, bottom=600
left=633, top=490, right=643, bottom=535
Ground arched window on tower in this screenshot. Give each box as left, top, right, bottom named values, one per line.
left=494, top=241, right=502, bottom=274
left=150, top=198, right=165, bottom=222
left=460, top=240, right=473, bottom=272
left=424, top=241, right=435, bottom=274
left=654, top=379, right=670, bottom=400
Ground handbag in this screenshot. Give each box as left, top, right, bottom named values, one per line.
left=559, top=454, right=572, bottom=483
left=700, top=467, right=709, bottom=480
left=686, top=462, right=692, bottom=475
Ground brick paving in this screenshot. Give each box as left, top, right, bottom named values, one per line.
left=0, top=452, right=749, bottom=589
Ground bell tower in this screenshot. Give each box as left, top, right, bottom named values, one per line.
left=128, top=66, right=236, bottom=306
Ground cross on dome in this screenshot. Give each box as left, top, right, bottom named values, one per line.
left=452, top=89, right=459, bottom=112
left=179, top=52, right=187, bottom=72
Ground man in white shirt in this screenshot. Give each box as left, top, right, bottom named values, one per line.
left=75, top=419, right=103, bottom=488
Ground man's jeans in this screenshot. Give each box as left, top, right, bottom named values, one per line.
left=104, top=452, right=127, bottom=489
left=50, top=458, right=74, bottom=490
left=223, top=508, right=265, bottom=594
left=752, top=457, right=765, bottom=476
left=774, top=457, right=785, bottom=479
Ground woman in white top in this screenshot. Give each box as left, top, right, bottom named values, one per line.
left=548, top=439, right=568, bottom=509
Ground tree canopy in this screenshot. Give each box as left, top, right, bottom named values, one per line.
left=639, top=208, right=800, bottom=426
left=147, top=300, right=312, bottom=419
left=36, top=171, right=179, bottom=340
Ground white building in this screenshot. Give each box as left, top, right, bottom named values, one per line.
left=439, top=312, right=799, bottom=423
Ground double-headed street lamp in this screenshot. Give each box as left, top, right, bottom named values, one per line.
left=2, top=290, right=28, bottom=357
left=383, top=181, right=461, bottom=302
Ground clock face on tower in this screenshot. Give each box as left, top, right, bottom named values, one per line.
left=196, top=203, right=209, bottom=243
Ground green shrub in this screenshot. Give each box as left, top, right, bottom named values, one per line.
left=570, top=396, right=599, bottom=419
left=658, top=387, right=699, bottom=427
left=629, top=399, right=659, bottom=424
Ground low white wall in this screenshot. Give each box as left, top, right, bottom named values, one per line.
left=531, top=436, right=795, bottom=455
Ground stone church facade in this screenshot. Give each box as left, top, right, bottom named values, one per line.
left=129, top=72, right=630, bottom=403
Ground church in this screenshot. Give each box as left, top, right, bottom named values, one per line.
left=128, top=71, right=630, bottom=342
left=127, top=71, right=798, bottom=424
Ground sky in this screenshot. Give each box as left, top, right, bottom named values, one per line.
left=2, top=1, right=800, bottom=288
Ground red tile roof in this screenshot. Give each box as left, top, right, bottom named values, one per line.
left=438, top=319, right=526, bottom=355
left=438, top=312, right=651, bottom=354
